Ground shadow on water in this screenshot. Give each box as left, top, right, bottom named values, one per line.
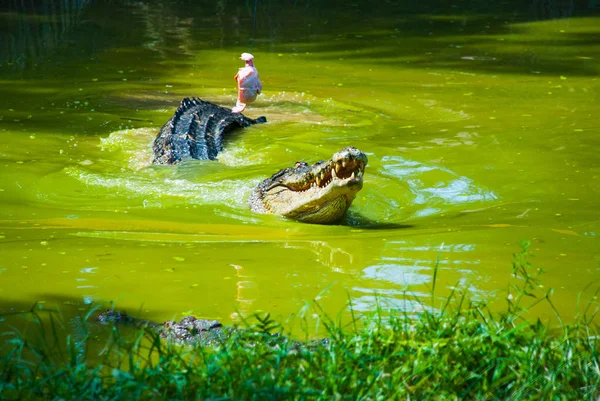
left=353, top=222, right=414, bottom=230
left=345, top=214, right=414, bottom=230
left=0, top=294, right=164, bottom=323
left=0, top=295, right=169, bottom=357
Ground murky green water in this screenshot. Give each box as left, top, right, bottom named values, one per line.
left=1, top=0, right=599, bottom=326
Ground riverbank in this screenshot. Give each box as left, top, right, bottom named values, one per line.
left=1, top=243, right=599, bottom=400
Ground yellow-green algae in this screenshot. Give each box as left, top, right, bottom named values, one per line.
left=0, top=1, right=598, bottom=327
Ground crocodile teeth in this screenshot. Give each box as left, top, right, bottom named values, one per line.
left=331, top=168, right=337, bottom=179
left=350, top=171, right=356, bottom=180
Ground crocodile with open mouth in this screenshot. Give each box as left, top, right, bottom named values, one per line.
left=152, top=98, right=367, bottom=224
left=249, top=146, right=368, bottom=224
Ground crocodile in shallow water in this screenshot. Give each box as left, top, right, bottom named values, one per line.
left=249, top=146, right=368, bottom=224
left=152, top=99, right=367, bottom=224
left=152, top=97, right=266, bottom=164
left=97, top=310, right=328, bottom=350
left=98, top=310, right=229, bottom=347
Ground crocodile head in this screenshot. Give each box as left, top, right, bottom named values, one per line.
left=249, top=147, right=367, bottom=224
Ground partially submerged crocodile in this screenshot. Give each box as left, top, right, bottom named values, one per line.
left=249, top=147, right=367, bottom=224
left=153, top=98, right=367, bottom=224
left=98, top=310, right=229, bottom=347
left=97, top=310, right=328, bottom=350
left=153, top=97, right=266, bottom=164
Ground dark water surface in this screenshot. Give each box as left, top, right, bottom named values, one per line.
left=0, top=0, right=599, bottom=326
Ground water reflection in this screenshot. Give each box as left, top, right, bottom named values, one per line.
left=282, top=240, right=355, bottom=274
left=363, top=263, right=431, bottom=287
left=230, top=263, right=258, bottom=319
left=3, top=0, right=598, bottom=77
left=380, top=155, right=498, bottom=218
left=1, top=0, right=92, bottom=69
left=351, top=240, right=481, bottom=313
left=76, top=265, right=98, bottom=289
left=350, top=293, right=436, bottom=316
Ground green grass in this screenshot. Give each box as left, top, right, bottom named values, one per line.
left=1, top=241, right=599, bottom=400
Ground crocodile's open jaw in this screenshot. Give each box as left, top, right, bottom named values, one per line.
left=249, top=147, right=368, bottom=224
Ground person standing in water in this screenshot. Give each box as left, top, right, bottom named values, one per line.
left=232, top=53, right=262, bottom=113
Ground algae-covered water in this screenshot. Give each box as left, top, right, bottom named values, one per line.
left=0, top=0, right=599, bottom=325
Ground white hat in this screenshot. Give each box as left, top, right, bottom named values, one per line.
left=240, top=53, right=255, bottom=61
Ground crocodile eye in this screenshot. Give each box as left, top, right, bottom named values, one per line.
left=294, top=162, right=308, bottom=168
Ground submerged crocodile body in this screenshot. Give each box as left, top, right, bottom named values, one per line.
left=98, top=310, right=229, bottom=347
left=152, top=99, right=367, bottom=224
left=152, top=97, right=266, bottom=164
left=97, top=310, right=328, bottom=349
left=249, top=147, right=368, bottom=224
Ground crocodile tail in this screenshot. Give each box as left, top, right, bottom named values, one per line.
left=153, top=98, right=268, bottom=164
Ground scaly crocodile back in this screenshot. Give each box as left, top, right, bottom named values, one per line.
left=152, top=97, right=266, bottom=164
